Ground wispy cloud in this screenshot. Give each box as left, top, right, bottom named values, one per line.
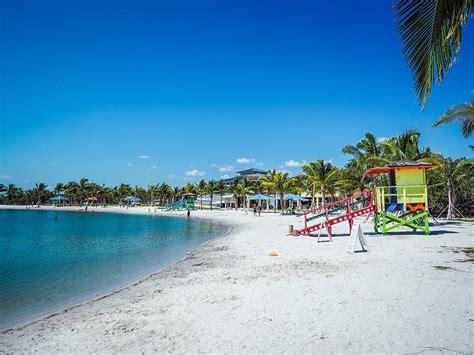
left=376, top=137, right=388, bottom=143
left=236, top=157, right=256, bottom=164
left=138, top=155, right=150, bottom=159
left=128, top=163, right=133, bottom=167
left=0, top=175, right=11, bottom=179
left=254, top=162, right=264, bottom=167
left=211, top=164, right=235, bottom=172
left=186, top=169, right=206, bottom=177
left=220, top=174, right=231, bottom=179
left=284, top=159, right=301, bottom=168
left=150, top=165, right=158, bottom=170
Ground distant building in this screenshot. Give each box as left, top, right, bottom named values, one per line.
left=223, top=168, right=269, bottom=184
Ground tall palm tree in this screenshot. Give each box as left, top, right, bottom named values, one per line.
left=34, top=183, right=48, bottom=205
left=341, top=132, right=384, bottom=165
left=394, top=0, right=472, bottom=108
left=117, top=183, right=132, bottom=205
left=183, top=181, right=194, bottom=194
left=64, top=181, right=80, bottom=205
left=148, top=184, right=158, bottom=206
left=206, top=180, right=217, bottom=210
left=235, top=178, right=253, bottom=210
left=6, top=184, right=20, bottom=205
left=272, top=172, right=297, bottom=213
left=260, top=169, right=278, bottom=212
left=79, top=178, right=90, bottom=205
left=54, top=183, right=64, bottom=196
left=215, top=179, right=226, bottom=208
left=196, top=179, right=207, bottom=210
left=301, top=160, right=339, bottom=208
left=425, top=155, right=473, bottom=218
left=382, top=129, right=432, bottom=162
left=432, top=96, right=474, bottom=137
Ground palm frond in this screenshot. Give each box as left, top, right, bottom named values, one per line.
left=394, top=0, right=472, bottom=107
left=432, top=99, right=474, bottom=137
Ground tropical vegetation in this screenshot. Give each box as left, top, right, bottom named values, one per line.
left=1, top=130, right=472, bottom=218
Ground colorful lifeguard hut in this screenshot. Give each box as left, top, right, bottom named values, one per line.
left=365, top=160, right=435, bottom=235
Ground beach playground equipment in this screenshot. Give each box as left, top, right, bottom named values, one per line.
left=297, top=189, right=375, bottom=237
left=365, top=160, right=435, bottom=235
left=167, top=193, right=196, bottom=211
left=296, top=160, right=435, bottom=237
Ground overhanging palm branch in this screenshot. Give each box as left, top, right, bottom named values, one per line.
left=394, top=0, right=472, bottom=108
left=432, top=96, right=474, bottom=137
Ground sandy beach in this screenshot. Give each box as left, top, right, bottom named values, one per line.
left=0, top=206, right=473, bottom=353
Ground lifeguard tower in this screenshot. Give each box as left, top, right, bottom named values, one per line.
left=365, top=160, right=435, bottom=235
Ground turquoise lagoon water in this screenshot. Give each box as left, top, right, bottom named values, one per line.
left=0, top=209, right=227, bottom=329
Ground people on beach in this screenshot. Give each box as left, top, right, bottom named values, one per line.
left=187, top=209, right=191, bottom=218
left=253, top=203, right=257, bottom=216
left=257, top=204, right=262, bottom=216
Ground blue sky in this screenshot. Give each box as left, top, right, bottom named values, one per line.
left=1, top=0, right=473, bottom=189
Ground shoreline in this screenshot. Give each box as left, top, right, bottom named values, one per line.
left=1, top=206, right=473, bottom=352
left=0, top=205, right=234, bottom=332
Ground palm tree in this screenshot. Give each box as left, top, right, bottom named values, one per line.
left=6, top=184, right=20, bottom=205
left=34, top=183, right=48, bottom=205
left=394, top=0, right=472, bottom=108
left=64, top=181, right=80, bottom=205
left=206, top=180, right=217, bottom=210
left=54, top=183, right=64, bottom=196
left=235, top=178, right=253, bottom=210
left=79, top=178, right=90, bottom=205
left=260, top=169, right=278, bottom=212
left=117, top=183, right=132, bottom=205
left=215, top=179, right=226, bottom=208
left=382, top=129, right=432, bottom=162
left=183, top=181, right=194, bottom=194
left=196, top=179, right=207, bottom=210
left=432, top=96, right=474, bottom=137
left=229, top=179, right=240, bottom=210
left=272, top=172, right=297, bottom=213
left=301, top=160, right=339, bottom=208
left=341, top=132, right=384, bottom=165
left=425, top=155, right=473, bottom=218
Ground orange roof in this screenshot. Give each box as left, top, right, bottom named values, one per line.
left=365, top=163, right=436, bottom=176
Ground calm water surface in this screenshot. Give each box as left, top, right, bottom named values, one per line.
left=0, top=209, right=227, bottom=329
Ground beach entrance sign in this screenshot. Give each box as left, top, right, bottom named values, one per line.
left=347, top=224, right=368, bottom=253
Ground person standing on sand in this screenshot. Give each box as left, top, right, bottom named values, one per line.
left=253, top=203, right=257, bottom=216
left=187, top=209, right=191, bottom=218
left=257, top=204, right=262, bottom=216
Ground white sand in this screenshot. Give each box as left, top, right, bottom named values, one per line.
left=1, top=205, right=473, bottom=353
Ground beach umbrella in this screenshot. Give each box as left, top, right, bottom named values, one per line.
left=283, top=194, right=308, bottom=201
left=124, top=196, right=142, bottom=202
left=248, top=194, right=273, bottom=200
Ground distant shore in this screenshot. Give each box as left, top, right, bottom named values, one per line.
left=1, top=206, right=473, bottom=353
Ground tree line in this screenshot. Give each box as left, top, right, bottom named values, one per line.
left=1, top=130, right=472, bottom=218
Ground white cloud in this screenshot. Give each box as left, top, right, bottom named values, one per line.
left=220, top=174, right=231, bottom=179
left=324, top=159, right=333, bottom=164
left=150, top=165, right=158, bottom=170
left=284, top=159, right=302, bottom=168
left=128, top=163, right=133, bottom=167
left=236, top=157, right=256, bottom=164
left=186, top=169, right=206, bottom=177
left=0, top=175, right=11, bottom=179
left=377, top=137, right=388, bottom=143
left=138, top=155, right=150, bottom=159
left=212, top=164, right=235, bottom=173
left=254, top=162, right=264, bottom=167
